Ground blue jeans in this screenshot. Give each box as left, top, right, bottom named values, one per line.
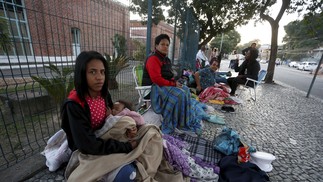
left=113, top=163, right=136, bottom=182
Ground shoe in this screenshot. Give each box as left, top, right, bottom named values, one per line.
left=221, top=106, right=228, bottom=113
left=227, top=106, right=235, bottom=113
left=221, top=106, right=235, bottom=113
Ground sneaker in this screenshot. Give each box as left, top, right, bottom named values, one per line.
left=221, top=106, right=228, bottom=113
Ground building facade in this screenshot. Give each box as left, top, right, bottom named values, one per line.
left=0, top=0, right=130, bottom=58
left=130, top=20, right=181, bottom=61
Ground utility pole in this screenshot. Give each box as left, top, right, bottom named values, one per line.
left=146, top=0, right=152, bottom=57
left=219, top=33, right=224, bottom=53
left=172, top=0, right=178, bottom=64
left=307, top=53, right=323, bottom=98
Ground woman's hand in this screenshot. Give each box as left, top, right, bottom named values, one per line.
left=196, top=85, right=202, bottom=92
left=130, top=140, right=138, bottom=149
left=106, top=107, right=112, bottom=116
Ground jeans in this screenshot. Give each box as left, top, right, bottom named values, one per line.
left=113, top=163, right=136, bottom=182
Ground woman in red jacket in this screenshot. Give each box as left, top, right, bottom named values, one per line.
left=142, top=34, right=202, bottom=135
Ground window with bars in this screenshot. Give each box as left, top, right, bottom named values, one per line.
left=0, top=0, right=32, bottom=56
left=71, top=27, right=81, bottom=56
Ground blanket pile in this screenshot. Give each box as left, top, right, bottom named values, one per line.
left=65, top=116, right=188, bottom=182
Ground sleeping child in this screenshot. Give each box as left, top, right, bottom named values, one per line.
left=95, top=100, right=145, bottom=139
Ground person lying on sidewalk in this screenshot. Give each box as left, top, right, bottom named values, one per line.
left=227, top=48, right=260, bottom=96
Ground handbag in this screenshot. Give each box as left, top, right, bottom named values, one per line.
left=213, top=127, right=241, bottom=155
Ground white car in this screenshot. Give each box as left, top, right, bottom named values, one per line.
left=288, top=61, right=298, bottom=67
left=260, top=60, right=268, bottom=64
left=297, top=62, right=318, bottom=71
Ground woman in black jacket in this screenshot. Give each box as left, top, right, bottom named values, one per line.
left=227, top=48, right=260, bottom=96
left=61, top=51, right=137, bottom=181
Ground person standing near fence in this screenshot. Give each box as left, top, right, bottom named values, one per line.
left=242, top=42, right=257, bottom=56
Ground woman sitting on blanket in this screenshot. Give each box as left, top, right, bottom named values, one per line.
left=142, top=33, right=203, bottom=134
left=194, top=57, right=228, bottom=94
left=61, top=51, right=139, bottom=181
left=194, top=57, right=238, bottom=104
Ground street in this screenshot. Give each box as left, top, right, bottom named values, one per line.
left=273, top=64, right=323, bottom=99
left=220, top=60, right=323, bottom=100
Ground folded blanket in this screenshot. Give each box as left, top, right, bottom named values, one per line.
left=150, top=84, right=202, bottom=135
left=65, top=116, right=188, bottom=182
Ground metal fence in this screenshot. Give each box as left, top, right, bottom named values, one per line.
left=0, top=0, right=142, bottom=171
left=0, top=0, right=200, bottom=171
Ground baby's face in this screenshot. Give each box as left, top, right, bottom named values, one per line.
left=127, top=126, right=138, bottom=139
left=112, top=102, right=125, bottom=115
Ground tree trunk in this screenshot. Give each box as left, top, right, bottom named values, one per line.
left=108, top=78, right=119, bottom=90
left=265, top=23, right=279, bottom=83
left=260, top=0, right=290, bottom=83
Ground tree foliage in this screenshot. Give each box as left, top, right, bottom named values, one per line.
left=283, top=19, right=321, bottom=50
left=130, top=0, right=322, bottom=83
left=132, top=39, right=146, bottom=62
left=108, top=34, right=130, bottom=89
left=209, top=30, right=241, bottom=54
left=255, top=0, right=322, bottom=83
left=104, top=53, right=130, bottom=90
left=282, top=12, right=323, bottom=61
left=130, top=0, right=259, bottom=46
left=129, top=0, right=165, bottom=25
left=0, top=18, right=12, bottom=53
left=112, top=33, right=127, bottom=57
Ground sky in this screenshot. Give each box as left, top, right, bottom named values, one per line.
left=237, top=3, right=302, bottom=45
left=118, top=0, right=303, bottom=45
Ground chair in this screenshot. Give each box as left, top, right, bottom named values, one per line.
left=132, top=65, right=151, bottom=111
left=240, top=69, right=267, bottom=101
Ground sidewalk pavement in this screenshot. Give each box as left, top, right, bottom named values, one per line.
left=20, top=80, right=323, bottom=182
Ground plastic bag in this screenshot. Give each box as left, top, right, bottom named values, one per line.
left=213, top=127, right=241, bottom=155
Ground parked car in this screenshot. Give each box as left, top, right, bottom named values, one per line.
left=297, top=62, right=318, bottom=71
left=288, top=61, right=298, bottom=67
left=260, top=59, right=268, bottom=64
